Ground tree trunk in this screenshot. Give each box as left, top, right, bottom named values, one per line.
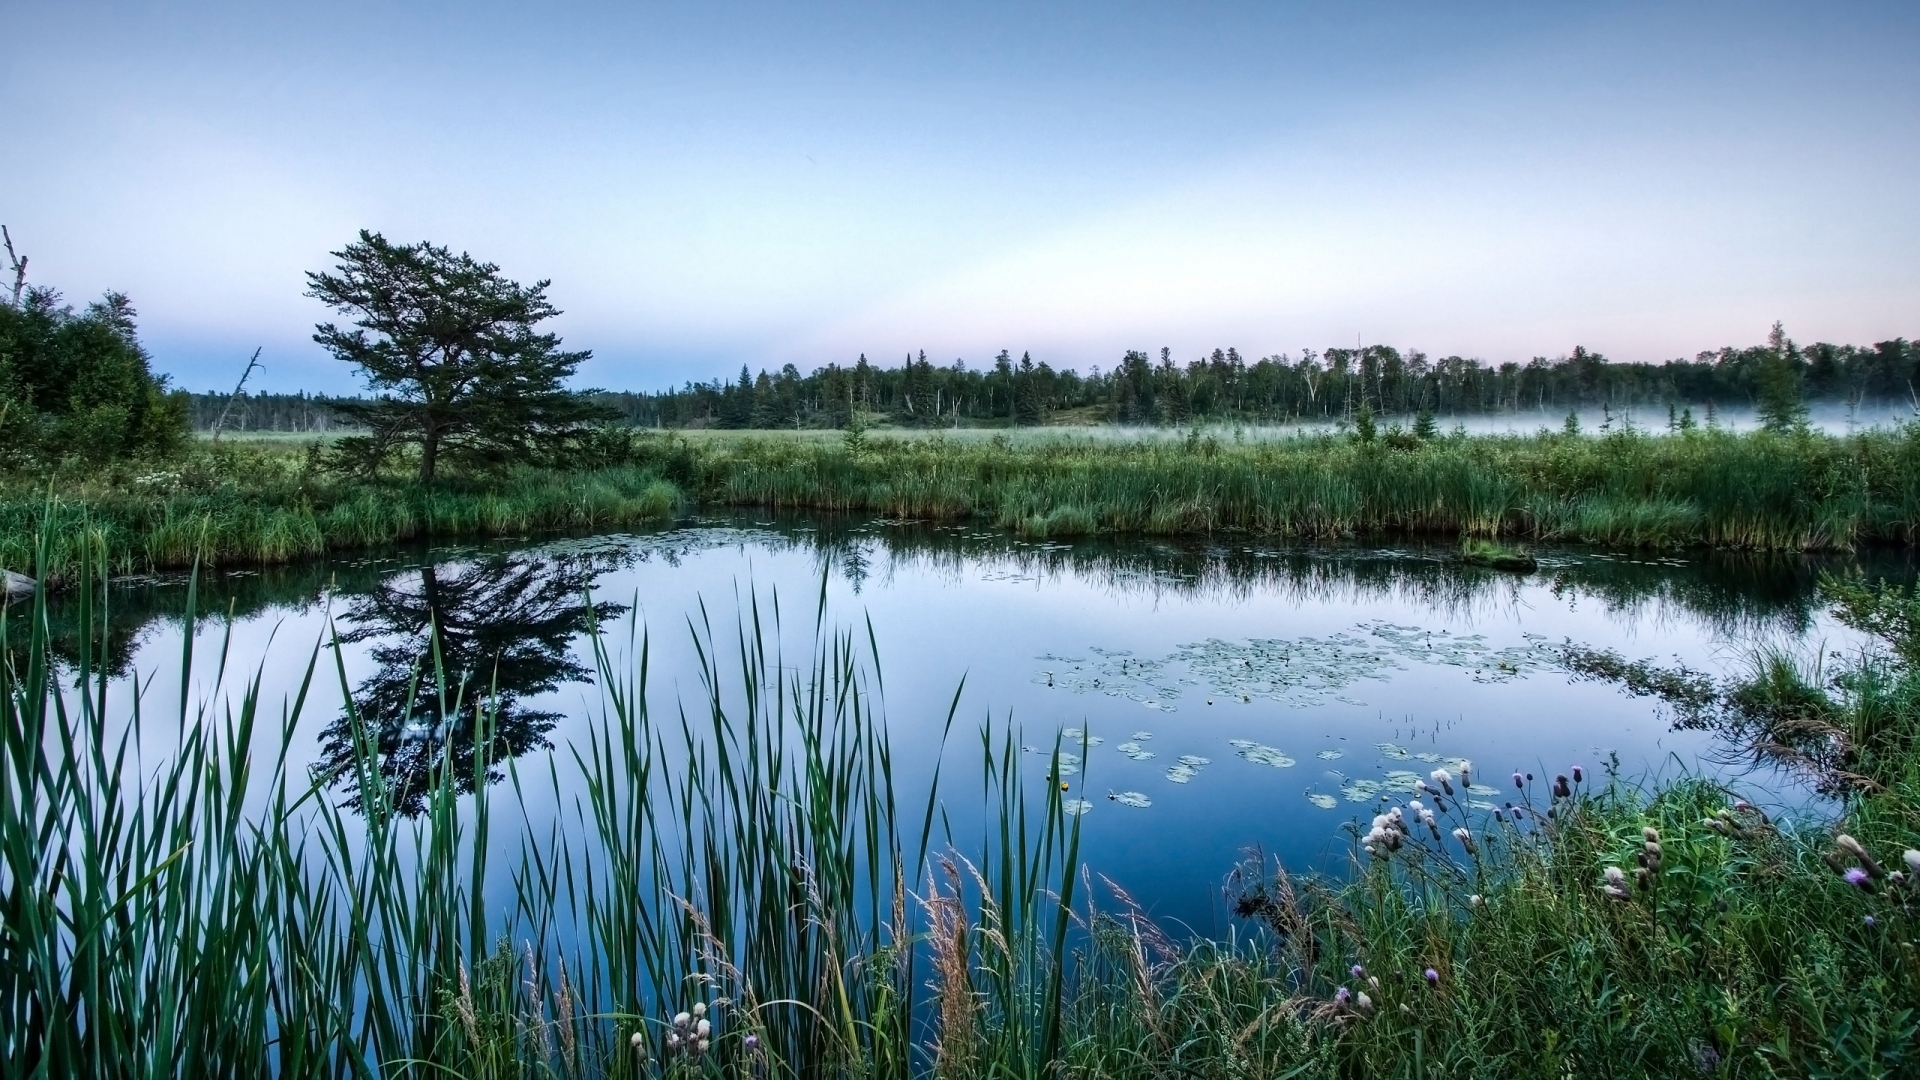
left=419, top=427, right=439, bottom=484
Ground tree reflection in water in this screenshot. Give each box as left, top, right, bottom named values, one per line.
left=315, top=549, right=627, bottom=815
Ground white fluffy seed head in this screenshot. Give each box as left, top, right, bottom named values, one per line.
left=630, top=1032, right=644, bottom=1050
left=673, top=1012, right=691, bottom=1028
left=1905, top=850, right=1920, bottom=873
left=1604, top=866, right=1626, bottom=887
left=696, top=1019, right=711, bottom=1037
left=693, top=1002, right=707, bottom=1018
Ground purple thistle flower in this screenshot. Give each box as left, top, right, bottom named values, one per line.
left=1424, top=968, right=1440, bottom=986
left=1513, top=772, right=1524, bottom=790
left=1571, top=764, right=1584, bottom=783
left=1334, top=987, right=1352, bottom=1006
left=745, top=1034, right=760, bottom=1050
left=1351, top=964, right=1365, bottom=979
left=1844, top=867, right=1871, bottom=890
left=1864, top=915, right=1877, bottom=927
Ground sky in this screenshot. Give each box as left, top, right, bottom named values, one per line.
left=3, top=1, right=1917, bottom=393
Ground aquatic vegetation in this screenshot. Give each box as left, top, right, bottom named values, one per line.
left=1307, top=793, right=1339, bottom=809
left=1115, top=741, right=1157, bottom=761
left=1229, top=739, right=1296, bottom=768
left=1111, top=790, right=1153, bottom=807
left=1316, top=748, right=1344, bottom=760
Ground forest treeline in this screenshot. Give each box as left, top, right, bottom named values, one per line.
left=188, top=329, right=1918, bottom=432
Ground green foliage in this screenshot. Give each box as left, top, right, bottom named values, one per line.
left=621, top=425, right=1920, bottom=552
left=0, top=288, right=188, bottom=466
left=1757, top=322, right=1811, bottom=434
left=1353, top=404, right=1377, bottom=444
left=5, top=551, right=1918, bottom=1077
left=1413, top=408, right=1437, bottom=440
left=308, top=230, right=613, bottom=482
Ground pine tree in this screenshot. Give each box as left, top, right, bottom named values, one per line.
left=308, top=231, right=609, bottom=481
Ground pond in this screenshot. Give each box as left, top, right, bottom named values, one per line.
left=37, top=514, right=1912, bottom=934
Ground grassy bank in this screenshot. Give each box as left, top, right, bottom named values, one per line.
left=4, top=425, right=1918, bottom=576
left=0, top=440, right=679, bottom=576
left=5, top=553, right=1918, bottom=1077
left=631, top=425, right=1920, bottom=551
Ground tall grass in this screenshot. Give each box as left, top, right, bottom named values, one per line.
left=632, top=425, right=1920, bottom=552
left=4, top=540, right=1919, bottom=1076
left=0, top=439, right=679, bottom=577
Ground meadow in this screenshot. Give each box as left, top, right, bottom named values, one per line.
left=4, top=423, right=1919, bottom=580
left=4, top=539, right=1919, bottom=1078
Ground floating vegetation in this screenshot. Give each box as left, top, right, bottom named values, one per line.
left=1316, top=749, right=1344, bottom=760
left=1307, top=793, right=1339, bottom=809
left=1033, top=648, right=1182, bottom=710
left=1413, top=751, right=1442, bottom=763
left=1340, top=778, right=1383, bottom=802
left=1165, top=754, right=1212, bottom=784
left=1469, top=800, right=1498, bottom=810
left=1062, top=798, right=1093, bottom=816
left=1382, top=770, right=1424, bottom=793
left=1467, top=783, right=1500, bottom=797
left=1229, top=739, right=1295, bottom=768
left=1050, top=752, right=1082, bottom=777
left=1377, top=742, right=1412, bottom=759
left=1115, top=742, right=1157, bottom=761
left=1042, top=621, right=1561, bottom=710
left=1131, top=731, right=1154, bottom=741
left=1111, top=791, right=1152, bottom=808
left=1060, top=727, right=1105, bottom=747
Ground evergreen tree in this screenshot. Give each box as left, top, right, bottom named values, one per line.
left=1755, top=322, right=1809, bottom=434
left=0, top=286, right=187, bottom=466
left=1413, top=408, right=1437, bottom=440
left=307, top=231, right=609, bottom=481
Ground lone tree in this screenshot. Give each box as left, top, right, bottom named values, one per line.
left=308, top=231, right=609, bottom=482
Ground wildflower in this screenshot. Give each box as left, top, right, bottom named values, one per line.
left=1354, top=991, right=1375, bottom=1014
left=1552, top=775, right=1571, bottom=799
left=1408, top=799, right=1426, bottom=814
left=1571, top=765, right=1584, bottom=783
left=1865, top=915, right=1877, bottom=927
left=1469, top=893, right=1484, bottom=908
left=1844, top=867, right=1874, bottom=891
left=1513, top=772, right=1524, bottom=790
left=1334, top=986, right=1352, bottom=1006
left=1459, top=760, right=1473, bottom=786
left=1424, top=968, right=1440, bottom=986
left=674, top=1011, right=692, bottom=1028
left=1836, top=835, right=1884, bottom=878
left=1453, top=826, right=1476, bottom=853
left=698, top=1039, right=711, bottom=1053
left=693, top=1002, right=708, bottom=1018
left=667, top=1033, right=681, bottom=1049
left=1415, top=779, right=1430, bottom=795
left=1431, top=768, right=1455, bottom=795
left=1368, top=976, right=1381, bottom=993
left=1905, top=850, right=1920, bottom=874
left=1493, top=808, right=1504, bottom=822
left=631, top=1032, right=644, bottom=1051
left=696, top=1019, right=712, bottom=1038
left=1351, top=964, right=1365, bottom=979
left=1643, top=826, right=1660, bottom=843
left=744, top=1034, right=761, bottom=1050
left=1602, top=866, right=1630, bottom=900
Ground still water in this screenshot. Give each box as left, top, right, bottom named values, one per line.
left=46, top=515, right=1909, bottom=932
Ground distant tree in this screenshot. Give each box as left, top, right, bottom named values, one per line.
left=1755, top=322, right=1809, bottom=434
left=1353, top=404, right=1377, bottom=444
left=306, top=231, right=609, bottom=482
left=1413, top=408, right=1437, bottom=440
left=0, top=279, right=187, bottom=467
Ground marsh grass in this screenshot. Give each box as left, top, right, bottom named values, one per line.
left=0, top=440, right=679, bottom=577
left=633, top=425, right=1920, bottom=552
left=4, top=534, right=1920, bottom=1077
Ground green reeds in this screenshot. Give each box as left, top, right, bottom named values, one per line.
left=5, top=534, right=1919, bottom=1077
left=631, top=425, right=1920, bottom=552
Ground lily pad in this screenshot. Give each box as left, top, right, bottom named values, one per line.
left=1112, top=791, right=1152, bottom=808
left=1230, top=740, right=1295, bottom=768
left=1307, top=793, right=1339, bottom=809
left=1063, top=798, right=1093, bottom=816
left=1116, top=742, right=1157, bottom=761
left=1316, top=749, right=1344, bottom=760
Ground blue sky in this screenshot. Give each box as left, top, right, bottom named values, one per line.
left=3, top=1, right=1916, bottom=392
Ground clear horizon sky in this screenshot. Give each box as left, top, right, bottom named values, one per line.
left=3, top=1, right=1917, bottom=394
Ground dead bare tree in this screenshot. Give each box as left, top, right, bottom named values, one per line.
left=2, top=225, right=26, bottom=306
left=210, top=347, right=264, bottom=440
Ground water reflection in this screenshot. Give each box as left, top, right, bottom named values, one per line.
left=33, top=514, right=1917, bottom=820
left=316, top=549, right=628, bottom=815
